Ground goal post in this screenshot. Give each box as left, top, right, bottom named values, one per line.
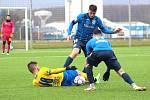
left=0, top=7, right=29, bottom=51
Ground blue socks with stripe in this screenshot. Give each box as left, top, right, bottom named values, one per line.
left=63, top=56, right=73, bottom=67
left=122, top=73, right=134, bottom=85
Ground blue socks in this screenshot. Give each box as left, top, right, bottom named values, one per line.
left=122, top=73, right=134, bottom=85
left=63, top=56, right=73, bottom=67
left=84, top=67, right=94, bottom=84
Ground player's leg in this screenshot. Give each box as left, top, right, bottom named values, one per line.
left=116, top=68, right=146, bottom=91
left=82, top=47, right=101, bottom=83
left=84, top=64, right=96, bottom=91
left=106, top=51, right=146, bottom=91
left=1, top=35, right=6, bottom=54
left=81, top=45, right=88, bottom=73
left=116, top=67, right=135, bottom=86
left=2, top=41, right=6, bottom=54
left=7, top=37, right=11, bottom=55
left=81, top=45, right=87, bottom=57
left=97, top=50, right=112, bottom=81
left=84, top=53, right=100, bottom=91
left=105, top=52, right=135, bottom=87
left=63, top=40, right=81, bottom=67
left=103, top=68, right=110, bottom=81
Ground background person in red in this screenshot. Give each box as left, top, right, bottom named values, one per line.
left=0, top=15, right=14, bottom=55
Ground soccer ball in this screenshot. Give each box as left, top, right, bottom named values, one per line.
left=74, top=76, right=86, bottom=85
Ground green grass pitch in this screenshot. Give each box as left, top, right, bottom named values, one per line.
left=0, top=46, right=150, bottom=100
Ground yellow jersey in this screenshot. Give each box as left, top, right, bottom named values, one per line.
left=33, top=67, right=64, bottom=87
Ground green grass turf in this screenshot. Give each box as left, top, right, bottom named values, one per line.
left=0, top=46, right=150, bottom=100
left=2, top=39, right=150, bottom=49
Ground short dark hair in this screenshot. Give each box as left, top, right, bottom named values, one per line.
left=5, top=15, right=11, bottom=20
left=27, top=61, right=37, bottom=73
left=6, top=15, right=11, bottom=17
left=93, top=28, right=102, bottom=35
left=89, top=4, right=97, bottom=12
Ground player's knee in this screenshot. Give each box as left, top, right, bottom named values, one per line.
left=3, top=41, right=6, bottom=45
left=117, top=68, right=125, bottom=76
left=8, top=42, right=11, bottom=45
left=70, top=48, right=80, bottom=57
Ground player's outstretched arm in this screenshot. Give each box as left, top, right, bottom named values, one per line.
left=67, top=20, right=77, bottom=40
left=67, top=14, right=83, bottom=40
left=1, top=22, right=4, bottom=34
left=97, top=18, right=113, bottom=34
left=113, top=28, right=122, bottom=34
left=49, top=68, right=66, bottom=74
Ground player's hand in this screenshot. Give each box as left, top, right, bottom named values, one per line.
left=10, top=33, right=14, bottom=38
left=66, top=66, right=77, bottom=70
left=113, top=28, right=122, bottom=34
left=0, top=33, right=3, bottom=38
left=67, top=35, right=72, bottom=41
left=103, top=71, right=110, bottom=81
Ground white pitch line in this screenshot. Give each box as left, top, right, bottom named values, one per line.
left=0, top=54, right=150, bottom=60
left=0, top=55, right=77, bottom=60
left=13, top=50, right=71, bottom=54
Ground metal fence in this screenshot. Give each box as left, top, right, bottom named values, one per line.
left=0, top=0, right=150, bottom=43
left=0, top=0, right=65, bottom=41
left=103, top=0, right=150, bottom=39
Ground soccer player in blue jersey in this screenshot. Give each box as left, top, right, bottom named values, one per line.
left=63, top=4, right=120, bottom=71
left=84, top=29, right=146, bottom=91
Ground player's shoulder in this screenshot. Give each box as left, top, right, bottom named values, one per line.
left=77, top=13, right=87, bottom=18
left=90, top=38, right=97, bottom=42
left=10, top=21, right=14, bottom=24
left=2, top=21, right=7, bottom=24
left=32, top=79, right=40, bottom=87
left=94, top=15, right=99, bottom=19
left=40, top=67, right=49, bottom=70
left=87, top=38, right=96, bottom=45
left=94, top=16, right=102, bottom=21
left=39, top=67, right=49, bottom=73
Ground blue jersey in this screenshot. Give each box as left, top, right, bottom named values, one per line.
left=86, top=37, right=112, bottom=55
left=61, top=70, right=78, bottom=86
left=68, top=13, right=113, bottom=42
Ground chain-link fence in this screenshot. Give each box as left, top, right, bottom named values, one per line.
left=0, top=0, right=65, bottom=41
left=0, top=0, right=29, bottom=41
left=103, top=0, right=150, bottom=39
left=0, top=0, right=150, bottom=49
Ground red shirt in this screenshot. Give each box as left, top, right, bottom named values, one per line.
left=1, top=21, right=14, bottom=36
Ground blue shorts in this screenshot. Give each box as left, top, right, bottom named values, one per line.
left=72, top=39, right=87, bottom=57
left=61, top=70, right=78, bottom=86
left=87, top=50, right=121, bottom=71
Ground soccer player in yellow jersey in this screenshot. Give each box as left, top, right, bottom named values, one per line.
left=27, top=61, right=87, bottom=87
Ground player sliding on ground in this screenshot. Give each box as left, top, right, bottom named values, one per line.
left=27, top=61, right=87, bottom=87
left=84, top=28, right=146, bottom=91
